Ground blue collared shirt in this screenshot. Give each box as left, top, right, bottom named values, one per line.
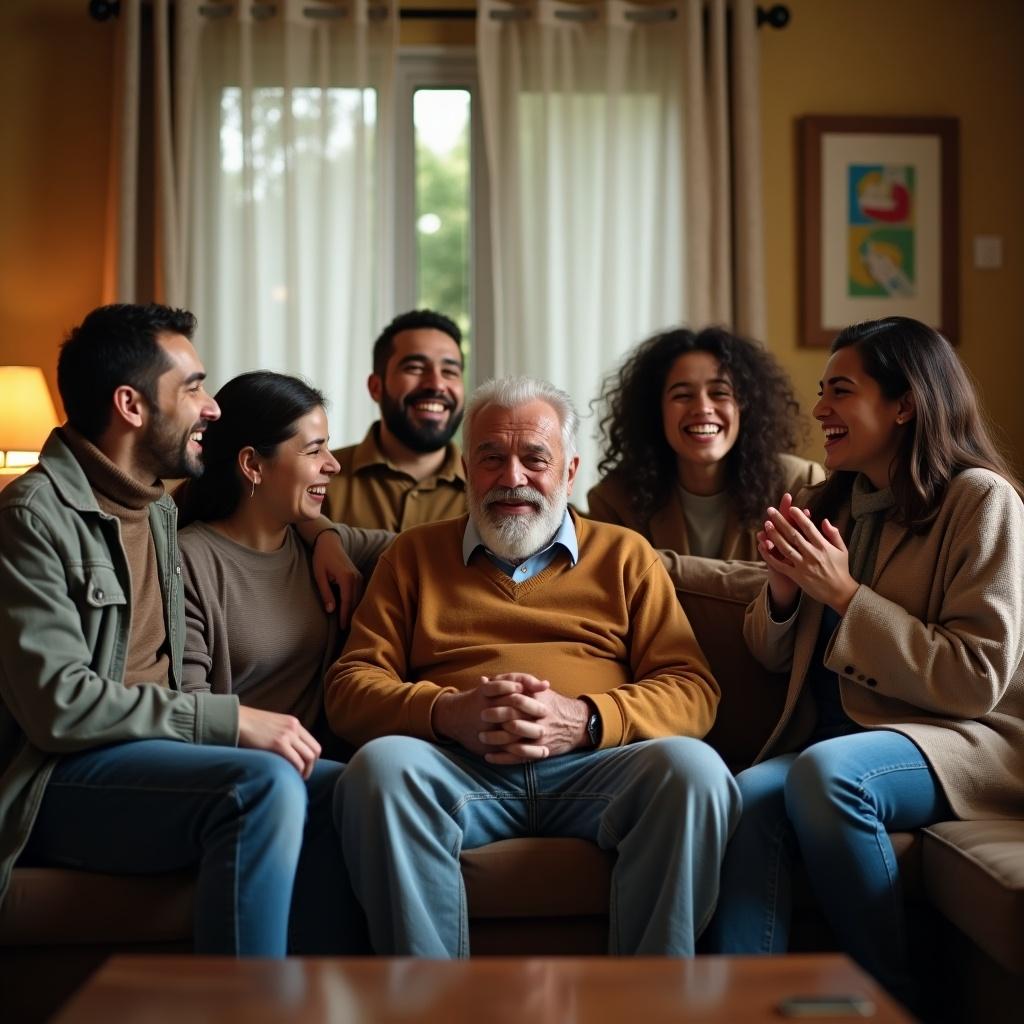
left=462, top=509, right=579, bottom=582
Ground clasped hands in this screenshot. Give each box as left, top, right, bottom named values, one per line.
left=758, top=492, right=859, bottom=617
left=432, top=673, right=588, bottom=765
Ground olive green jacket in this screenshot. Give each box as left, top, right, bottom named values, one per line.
left=0, top=429, right=239, bottom=906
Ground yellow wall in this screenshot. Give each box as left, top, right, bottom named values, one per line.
left=0, top=0, right=115, bottom=418
left=2, top=0, right=1022, bottom=466
left=762, top=0, right=1024, bottom=467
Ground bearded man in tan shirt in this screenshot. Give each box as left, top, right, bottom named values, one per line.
left=327, top=376, right=740, bottom=958
left=324, top=309, right=467, bottom=532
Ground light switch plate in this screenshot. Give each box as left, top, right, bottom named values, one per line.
left=973, top=235, right=1003, bottom=269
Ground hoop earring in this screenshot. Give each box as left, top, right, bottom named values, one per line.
left=249, top=477, right=256, bottom=499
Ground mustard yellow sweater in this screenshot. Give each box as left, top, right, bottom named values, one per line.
left=325, top=512, right=719, bottom=749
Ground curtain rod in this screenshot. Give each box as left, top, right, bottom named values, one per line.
left=87, top=2, right=791, bottom=29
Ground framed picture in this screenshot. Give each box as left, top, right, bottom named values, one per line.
left=799, top=115, right=959, bottom=347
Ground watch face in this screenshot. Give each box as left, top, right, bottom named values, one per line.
left=587, top=711, right=601, bottom=746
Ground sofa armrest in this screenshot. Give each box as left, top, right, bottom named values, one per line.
left=923, top=820, right=1024, bottom=976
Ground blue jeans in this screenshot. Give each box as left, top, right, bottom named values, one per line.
left=18, top=740, right=363, bottom=956
left=705, top=730, right=951, bottom=1000
left=335, top=735, right=740, bottom=956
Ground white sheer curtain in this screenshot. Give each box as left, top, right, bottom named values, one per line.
left=105, top=0, right=397, bottom=447
left=477, top=0, right=764, bottom=496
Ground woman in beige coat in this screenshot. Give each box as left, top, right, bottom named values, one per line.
left=706, top=317, right=1024, bottom=1007
left=587, top=327, right=822, bottom=559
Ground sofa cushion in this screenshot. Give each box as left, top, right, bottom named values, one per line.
left=2, top=841, right=611, bottom=947
left=0, top=868, right=194, bottom=946
left=923, top=820, right=1024, bottom=975
left=461, top=838, right=612, bottom=918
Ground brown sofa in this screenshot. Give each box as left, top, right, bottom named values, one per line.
left=3, top=561, right=1023, bottom=1022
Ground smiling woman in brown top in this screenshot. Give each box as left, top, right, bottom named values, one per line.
left=176, top=372, right=391, bottom=755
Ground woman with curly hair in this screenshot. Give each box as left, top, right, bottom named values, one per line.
left=587, top=327, right=823, bottom=558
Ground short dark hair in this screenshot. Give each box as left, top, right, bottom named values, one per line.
left=57, top=303, right=197, bottom=442
left=371, top=309, right=463, bottom=378
left=810, top=317, right=1023, bottom=529
left=594, top=326, right=805, bottom=528
left=176, top=371, right=328, bottom=526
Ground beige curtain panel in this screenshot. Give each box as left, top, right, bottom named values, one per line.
left=478, top=0, right=765, bottom=494
left=104, top=0, right=398, bottom=446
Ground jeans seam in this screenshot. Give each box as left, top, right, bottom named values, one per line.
left=227, top=785, right=241, bottom=956
left=760, top=818, right=789, bottom=953
left=870, top=822, right=905, bottom=964
left=596, top=809, right=620, bottom=848
left=536, top=791, right=618, bottom=802
left=854, top=761, right=927, bottom=786
left=852, top=764, right=922, bottom=970
left=525, top=763, right=538, bottom=834
left=457, top=876, right=467, bottom=956
left=447, top=791, right=526, bottom=817
left=45, top=780, right=243, bottom=797
left=608, top=859, right=621, bottom=953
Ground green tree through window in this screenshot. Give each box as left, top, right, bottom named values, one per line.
left=414, top=89, right=471, bottom=357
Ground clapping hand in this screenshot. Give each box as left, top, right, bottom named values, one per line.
left=757, top=493, right=859, bottom=615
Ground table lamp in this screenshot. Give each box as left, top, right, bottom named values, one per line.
left=0, top=366, right=61, bottom=480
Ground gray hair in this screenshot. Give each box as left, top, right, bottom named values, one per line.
left=465, top=376, right=579, bottom=458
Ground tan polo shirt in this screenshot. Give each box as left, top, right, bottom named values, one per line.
left=325, top=422, right=467, bottom=531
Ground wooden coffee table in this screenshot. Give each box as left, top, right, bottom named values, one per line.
left=53, top=954, right=915, bottom=1022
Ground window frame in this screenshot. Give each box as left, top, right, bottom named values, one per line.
left=394, top=48, right=494, bottom=387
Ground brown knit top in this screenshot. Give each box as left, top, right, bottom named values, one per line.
left=63, top=427, right=170, bottom=688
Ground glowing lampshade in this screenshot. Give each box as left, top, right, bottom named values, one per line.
left=0, top=366, right=60, bottom=475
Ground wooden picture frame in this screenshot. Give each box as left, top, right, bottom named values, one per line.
left=799, top=115, right=959, bottom=348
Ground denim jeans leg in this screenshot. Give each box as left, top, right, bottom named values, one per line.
left=533, top=737, right=741, bottom=955
left=336, top=735, right=529, bottom=956
left=784, top=730, right=951, bottom=1002
left=19, top=739, right=309, bottom=956
left=704, top=754, right=798, bottom=955
left=288, top=758, right=368, bottom=954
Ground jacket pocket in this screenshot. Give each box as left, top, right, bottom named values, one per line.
left=83, top=566, right=127, bottom=608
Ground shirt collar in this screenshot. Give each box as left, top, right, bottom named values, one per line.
left=352, top=421, right=465, bottom=483
left=462, top=507, right=578, bottom=566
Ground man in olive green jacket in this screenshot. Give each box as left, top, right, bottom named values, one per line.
left=0, top=304, right=351, bottom=956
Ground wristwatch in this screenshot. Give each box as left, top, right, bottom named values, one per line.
left=586, top=708, right=602, bottom=749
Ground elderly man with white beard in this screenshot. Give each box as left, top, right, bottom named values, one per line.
left=325, top=376, right=740, bottom=957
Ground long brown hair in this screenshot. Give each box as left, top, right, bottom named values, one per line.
left=175, top=371, right=327, bottom=527
left=809, top=317, right=1022, bottom=530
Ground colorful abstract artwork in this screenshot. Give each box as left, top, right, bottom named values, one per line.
left=799, top=115, right=958, bottom=347
left=847, top=164, right=915, bottom=297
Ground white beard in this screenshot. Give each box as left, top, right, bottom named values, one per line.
left=469, top=481, right=568, bottom=563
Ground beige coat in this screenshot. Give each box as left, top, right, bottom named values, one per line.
left=744, top=468, right=1024, bottom=821
left=587, top=453, right=824, bottom=560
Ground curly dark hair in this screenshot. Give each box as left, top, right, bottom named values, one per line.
left=594, top=326, right=805, bottom=528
